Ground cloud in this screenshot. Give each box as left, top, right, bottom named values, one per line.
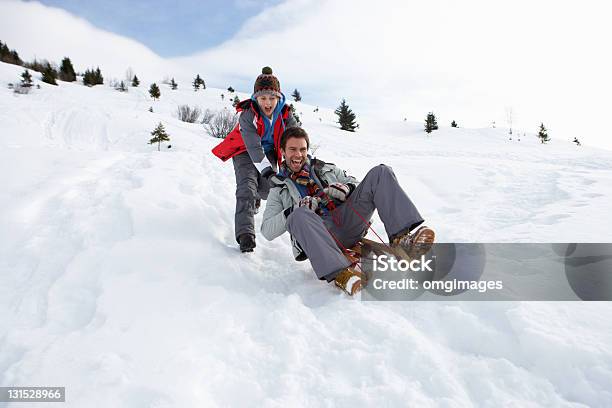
left=0, top=0, right=182, bottom=82
left=172, top=0, right=612, bottom=148
left=2, top=0, right=611, bottom=148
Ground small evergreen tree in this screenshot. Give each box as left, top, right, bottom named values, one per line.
left=451, top=120, right=458, bottom=128
left=289, top=104, right=302, bottom=126
left=334, top=99, right=359, bottom=132
left=117, top=80, right=127, bottom=92
left=149, top=106, right=153, bottom=113
left=425, top=112, right=438, bottom=133
left=83, top=68, right=93, bottom=86
left=149, top=122, right=170, bottom=151
left=59, top=57, right=76, bottom=82
left=149, top=83, right=161, bottom=100
left=292, top=89, right=302, bottom=102
left=537, top=123, right=550, bottom=144
left=170, top=78, right=178, bottom=90
left=83, top=67, right=103, bottom=86
left=132, top=75, right=140, bottom=87
left=41, top=63, right=58, bottom=85
left=227, top=86, right=234, bottom=93
left=232, top=95, right=240, bottom=107
left=24, top=58, right=46, bottom=73
left=0, top=40, right=23, bottom=65
left=193, top=74, right=205, bottom=91
left=94, top=67, right=103, bottom=85
left=20, top=69, right=33, bottom=87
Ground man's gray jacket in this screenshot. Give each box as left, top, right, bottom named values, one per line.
left=261, top=158, right=359, bottom=260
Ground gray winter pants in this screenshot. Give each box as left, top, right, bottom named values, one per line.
left=232, top=151, right=276, bottom=241
left=286, top=164, right=424, bottom=281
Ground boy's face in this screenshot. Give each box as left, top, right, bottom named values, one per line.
left=256, top=94, right=279, bottom=118
left=281, top=137, right=308, bottom=173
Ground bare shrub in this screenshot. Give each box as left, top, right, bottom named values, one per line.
left=177, top=104, right=202, bottom=123
left=204, top=108, right=238, bottom=139
left=201, top=108, right=215, bottom=125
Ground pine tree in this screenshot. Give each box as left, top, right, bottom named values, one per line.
left=289, top=104, right=302, bottom=126
left=148, top=122, right=170, bottom=151
left=425, top=112, right=438, bottom=133
left=232, top=95, right=240, bottom=107
left=20, top=69, right=33, bottom=87
left=227, top=86, right=234, bottom=93
left=83, top=68, right=92, bottom=86
left=132, top=75, right=140, bottom=87
left=0, top=40, right=22, bottom=65
left=334, top=99, right=359, bottom=132
left=149, top=106, right=153, bottom=113
left=58, top=58, right=75, bottom=82
left=149, top=83, right=161, bottom=100
left=41, top=63, right=58, bottom=85
left=58, top=57, right=76, bottom=82
left=117, top=80, right=127, bottom=92
left=451, top=120, right=458, bottom=128
left=170, top=78, right=177, bottom=90
left=94, top=67, right=103, bottom=85
left=537, top=123, right=550, bottom=144
left=292, top=89, right=302, bottom=102
left=193, top=74, right=205, bottom=91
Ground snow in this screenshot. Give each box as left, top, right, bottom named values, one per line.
left=1, top=61, right=612, bottom=407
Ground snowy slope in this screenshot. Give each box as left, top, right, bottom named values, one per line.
left=1, top=61, right=612, bottom=407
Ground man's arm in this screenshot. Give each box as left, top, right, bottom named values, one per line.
left=261, top=187, right=293, bottom=241
left=332, top=165, right=359, bottom=187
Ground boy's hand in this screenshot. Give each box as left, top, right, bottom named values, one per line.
left=324, top=183, right=350, bottom=202
left=298, top=196, right=320, bottom=212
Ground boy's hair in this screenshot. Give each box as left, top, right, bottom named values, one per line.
left=280, top=127, right=310, bottom=150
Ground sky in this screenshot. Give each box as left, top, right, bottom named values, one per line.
left=1, top=0, right=612, bottom=150
left=34, top=0, right=284, bottom=57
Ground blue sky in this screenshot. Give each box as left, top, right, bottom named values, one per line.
left=35, top=0, right=283, bottom=57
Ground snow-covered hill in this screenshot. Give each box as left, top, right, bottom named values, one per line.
left=1, top=61, right=612, bottom=407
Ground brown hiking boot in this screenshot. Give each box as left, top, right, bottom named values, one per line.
left=334, top=268, right=366, bottom=296
left=391, top=226, right=435, bottom=259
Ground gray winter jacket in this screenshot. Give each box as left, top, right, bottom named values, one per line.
left=261, top=158, right=359, bottom=260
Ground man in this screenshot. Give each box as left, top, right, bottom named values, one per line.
left=212, top=67, right=297, bottom=253
left=261, top=127, right=435, bottom=296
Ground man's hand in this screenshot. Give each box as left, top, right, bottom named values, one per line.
left=298, top=196, right=320, bottom=212
left=323, top=182, right=351, bottom=202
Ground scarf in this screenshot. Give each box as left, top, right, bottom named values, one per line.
left=282, top=161, right=336, bottom=216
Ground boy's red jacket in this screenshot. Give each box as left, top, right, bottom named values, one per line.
left=211, top=99, right=294, bottom=167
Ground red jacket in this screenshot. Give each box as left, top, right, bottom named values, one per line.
left=211, top=99, right=293, bottom=168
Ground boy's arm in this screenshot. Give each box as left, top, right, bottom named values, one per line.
left=239, top=110, right=273, bottom=172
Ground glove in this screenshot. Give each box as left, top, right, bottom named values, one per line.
left=298, top=196, right=320, bottom=212
left=323, top=183, right=351, bottom=202
left=260, top=166, right=275, bottom=182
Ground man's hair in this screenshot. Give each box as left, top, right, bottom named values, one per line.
left=280, top=127, right=310, bottom=150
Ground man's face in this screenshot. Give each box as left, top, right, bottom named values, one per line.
left=256, top=94, right=279, bottom=118
left=281, top=137, right=308, bottom=173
